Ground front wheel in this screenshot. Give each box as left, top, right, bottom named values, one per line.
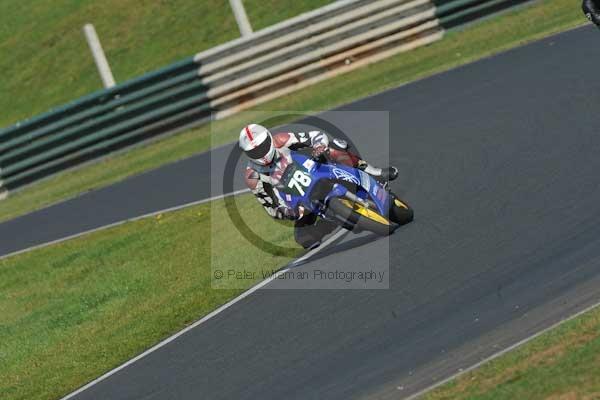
left=328, top=198, right=395, bottom=236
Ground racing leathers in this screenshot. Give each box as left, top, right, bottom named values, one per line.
left=243, top=130, right=394, bottom=248
left=583, top=0, right=600, bottom=28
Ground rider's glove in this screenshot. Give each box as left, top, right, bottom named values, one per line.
left=311, top=143, right=329, bottom=159
left=275, top=205, right=297, bottom=220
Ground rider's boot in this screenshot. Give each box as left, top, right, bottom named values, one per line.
left=357, top=160, right=398, bottom=182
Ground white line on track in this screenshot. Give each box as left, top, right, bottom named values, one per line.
left=405, top=299, right=600, bottom=400
left=59, top=227, right=346, bottom=400
left=58, top=220, right=598, bottom=400
left=0, top=189, right=250, bottom=261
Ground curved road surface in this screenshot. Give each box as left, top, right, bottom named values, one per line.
left=6, top=25, right=600, bottom=399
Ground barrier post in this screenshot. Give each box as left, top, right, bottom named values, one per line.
left=83, top=23, right=116, bottom=88
left=229, top=0, right=253, bottom=37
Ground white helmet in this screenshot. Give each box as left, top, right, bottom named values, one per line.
left=239, top=124, right=276, bottom=165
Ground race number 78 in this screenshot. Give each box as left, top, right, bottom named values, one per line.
left=288, top=170, right=311, bottom=196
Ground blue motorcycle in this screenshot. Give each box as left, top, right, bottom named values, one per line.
left=276, top=151, right=413, bottom=236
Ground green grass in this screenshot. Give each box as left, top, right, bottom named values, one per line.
left=0, top=193, right=299, bottom=400
left=0, top=0, right=332, bottom=128
left=0, top=0, right=587, bottom=224
left=423, top=306, right=600, bottom=400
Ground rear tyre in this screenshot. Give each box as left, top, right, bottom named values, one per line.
left=328, top=198, right=394, bottom=236
left=389, top=194, right=414, bottom=225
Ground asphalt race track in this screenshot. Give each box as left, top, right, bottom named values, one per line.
left=7, top=25, right=600, bottom=399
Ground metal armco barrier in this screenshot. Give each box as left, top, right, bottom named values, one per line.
left=0, top=0, right=532, bottom=196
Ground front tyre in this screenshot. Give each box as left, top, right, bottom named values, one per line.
left=389, top=194, right=414, bottom=225
left=328, top=198, right=394, bottom=236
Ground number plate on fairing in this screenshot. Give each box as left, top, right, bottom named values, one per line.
left=278, top=162, right=312, bottom=197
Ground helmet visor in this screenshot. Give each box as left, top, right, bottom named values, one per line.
left=245, top=135, right=272, bottom=160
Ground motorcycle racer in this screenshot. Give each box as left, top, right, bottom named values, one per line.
left=239, top=123, right=398, bottom=249
left=583, top=0, right=600, bottom=28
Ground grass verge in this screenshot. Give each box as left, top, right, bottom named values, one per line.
left=423, top=305, right=600, bottom=400
left=0, top=0, right=331, bottom=128
left=0, top=0, right=587, bottom=224
left=0, top=193, right=299, bottom=400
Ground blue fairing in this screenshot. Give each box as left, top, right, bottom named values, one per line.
left=275, top=152, right=390, bottom=218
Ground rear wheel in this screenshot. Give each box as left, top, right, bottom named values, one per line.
left=389, top=194, right=414, bottom=225
left=328, top=198, right=394, bottom=236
